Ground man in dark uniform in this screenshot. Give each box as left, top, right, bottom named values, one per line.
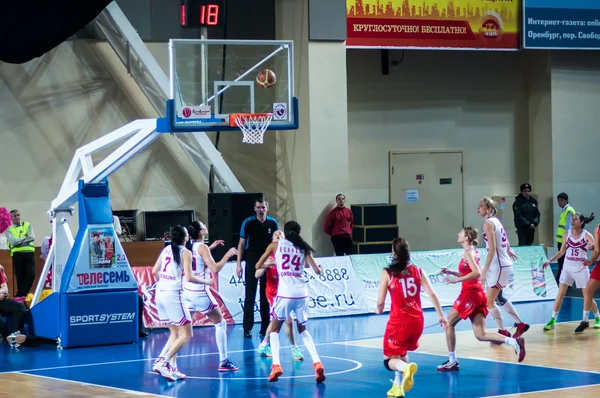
left=512, top=183, right=540, bottom=246
left=236, top=198, right=278, bottom=338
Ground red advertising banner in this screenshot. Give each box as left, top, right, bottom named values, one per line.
left=132, top=266, right=235, bottom=329
left=346, top=0, right=519, bottom=49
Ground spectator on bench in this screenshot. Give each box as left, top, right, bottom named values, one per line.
left=0, top=264, right=27, bottom=347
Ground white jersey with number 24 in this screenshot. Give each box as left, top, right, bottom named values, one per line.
left=274, top=239, right=308, bottom=298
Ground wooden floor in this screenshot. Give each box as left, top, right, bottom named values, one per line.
left=1, top=373, right=165, bottom=397
left=343, top=321, right=600, bottom=397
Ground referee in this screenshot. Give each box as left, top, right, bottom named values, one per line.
left=236, top=198, right=278, bottom=338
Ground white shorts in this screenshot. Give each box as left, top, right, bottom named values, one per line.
left=183, top=288, right=219, bottom=315
left=486, top=265, right=513, bottom=290
left=271, top=297, right=308, bottom=325
left=156, top=289, right=192, bottom=326
left=560, top=267, right=590, bottom=289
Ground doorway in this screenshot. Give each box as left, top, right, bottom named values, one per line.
left=389, top=151, right=464, bottom=251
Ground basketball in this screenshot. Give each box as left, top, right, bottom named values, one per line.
left=256, top=69, right=276, bottom=88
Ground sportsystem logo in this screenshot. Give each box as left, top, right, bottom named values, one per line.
left=69, top=312, right=135, bottom=326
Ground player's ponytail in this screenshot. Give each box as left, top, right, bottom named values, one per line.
left=170, top=225, right=187, bottom=265
left=576, top=212, right=596, bottom=229
left=481, top=197, right=497, bottom=216
left=284, top=220, right=315, bottom=254
left=387, top=237, right=410, bottom=274
left=188, top=221, right=202, bottom=241
left=462, top=226, right=479, bottom=247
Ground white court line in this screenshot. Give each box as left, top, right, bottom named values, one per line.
left=153, top=355, right=362, bottom=381
left=0, top=341, right=347, bottom=374
left=15, top=372, right=169, bottom=397
left=340, top=340, right=600, bottom=375
left=484, top=382, right=600, bottom=397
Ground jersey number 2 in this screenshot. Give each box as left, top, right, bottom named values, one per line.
left=281, top=254, right=301, bottom=271
left=400, top=277, right=418, bottom=297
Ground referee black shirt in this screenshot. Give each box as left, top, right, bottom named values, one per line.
left=240, top=216, right=278, bottom=253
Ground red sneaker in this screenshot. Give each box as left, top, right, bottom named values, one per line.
left=491, top=329, right=511, bottom=345
left=515, top=337, right=526, bottom=362
left=314, top=362, right=326, bottom=383
left=513, top=322, right=530, bottom=338
left=268, top=364, right=283, bottom=382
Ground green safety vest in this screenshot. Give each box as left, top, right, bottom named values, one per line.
left=556, top=205, right=576, bottom=243
left=7, top=222, right=35, bottom=256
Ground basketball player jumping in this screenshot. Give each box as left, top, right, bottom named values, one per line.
left=255, top=221, right=325, bottom=383
left=438, top=227, right=526, bottom=372
left=543, top=213, right=600, bottom=332
left=478, top=197, right=530, bottom=343
left=255, top=230, right=304, bottom=361
left=376, top=237, right=447, bottom=397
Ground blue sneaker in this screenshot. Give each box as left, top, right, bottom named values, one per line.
left=218, top=358, right=239, bottom=372
left=258, top=343, right=273, bottom=357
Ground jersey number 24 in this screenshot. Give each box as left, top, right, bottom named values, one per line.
left=281, top=254, right=301, bottom=271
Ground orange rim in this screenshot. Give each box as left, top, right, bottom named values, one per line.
left=229, top=113, right=273, bottom=127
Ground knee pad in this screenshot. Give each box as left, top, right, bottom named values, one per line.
left=214, top=319, right=226, bottom=330
left=383, top=359, right=392, bottom=371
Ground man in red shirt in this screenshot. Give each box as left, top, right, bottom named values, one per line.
left=0, top=264, right=27, bottom=347
left=324, top=194, right=354, bottom=256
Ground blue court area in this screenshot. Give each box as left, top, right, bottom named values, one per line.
left=2, top=297, right=600, bottom=397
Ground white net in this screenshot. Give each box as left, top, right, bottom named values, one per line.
left=233, top=114, right=273, bottom=144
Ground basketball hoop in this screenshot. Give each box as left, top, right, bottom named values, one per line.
left=229, top=113, right=273, bottom=144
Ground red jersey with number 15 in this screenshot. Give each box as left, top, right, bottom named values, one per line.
left=388, top=265, right=423, bottom=321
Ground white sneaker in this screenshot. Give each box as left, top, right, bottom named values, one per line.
left=8, top=332, right=26, bottom=348
left=172, top=367, right=187, bottom=380
left=153, top=360, right=177, bottom=381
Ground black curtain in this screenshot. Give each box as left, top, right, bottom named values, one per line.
left=0, top=0, right=113, bottom=64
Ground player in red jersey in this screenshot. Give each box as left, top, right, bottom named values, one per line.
left=437, top=227, right=526, bottom=371
left=376, top=237, right=447, bottom=397
left=255, top=230, right=304, bottom=361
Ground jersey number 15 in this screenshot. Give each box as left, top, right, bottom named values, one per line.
left=400, top=277, right=418, bottom=298
left=281, top=254, right=301, bottom=271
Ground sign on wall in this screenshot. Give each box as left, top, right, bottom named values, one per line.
left=346, top=0, right=520, bottom=50
left=523, top=0, right=600, bottom=49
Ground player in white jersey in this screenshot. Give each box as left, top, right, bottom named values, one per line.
left=186, top=221, right=239, bottom=371
left=151, top=225, right=212, bottom=381
left=478, top=197, right=530, bottom=342
left=256, top=230, right=305, bottom=361
left=543, top=212, right=600, bottom=332
left=255, top=221, right=325, bottom=384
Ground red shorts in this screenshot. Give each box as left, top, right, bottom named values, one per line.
left=383, top=317, right=424, bottom=357
left=266, top=288, right=277, bottom=308
left=591, top=264, right=600, bottom=281
left=452, top=288, right=489, bottom=321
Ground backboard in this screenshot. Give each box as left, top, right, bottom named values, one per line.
left=157, top=39, right=297, bottom=133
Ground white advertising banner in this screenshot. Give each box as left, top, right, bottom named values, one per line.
left=217, top=256, right=369, bottom=323
left=350, top=246, right=558, bottom=313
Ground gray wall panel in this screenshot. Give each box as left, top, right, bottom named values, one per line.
left=308, top=0, right=346, bottom=41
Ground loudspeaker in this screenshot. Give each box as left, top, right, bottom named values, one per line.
left=143, top=210, right=195, bottom=241
left=208, top=192, right=264, bottom=261
left=351, top=203, right=397, bottom=226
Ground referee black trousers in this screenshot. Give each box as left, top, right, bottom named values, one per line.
left=243, top=251, right=270, bottom=335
